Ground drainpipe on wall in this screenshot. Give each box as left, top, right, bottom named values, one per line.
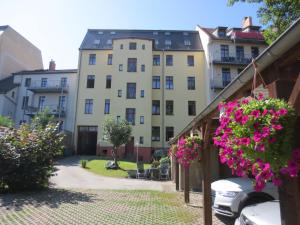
left=161, top=49, right=165, bottom=149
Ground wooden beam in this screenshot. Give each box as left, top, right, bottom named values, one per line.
left=184, top=167, right=190, bottom=203
left=202, top=119, right=212, bottom=225
left=289, top=74, right=300, bottom=116
left=175, top=161, right=179, bottom=191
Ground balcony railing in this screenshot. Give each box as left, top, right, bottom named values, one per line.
left=27, top=80, right=68, bottom=93
left=210, top=79, right=231, bottom=89
left=212, top=52, right=253, bottom=66
left=24, top=105, right=66, bottom=117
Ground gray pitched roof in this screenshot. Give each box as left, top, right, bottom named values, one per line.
left=0, top=25, right=9, bottom=31
left=13, top=69, right=77, bottom=75
left=0, top=76, right=19, bottom=94
left=80, top=29, right=203, bottom=51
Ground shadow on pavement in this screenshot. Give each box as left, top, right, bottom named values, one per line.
left=0, top=188, right=100, bottom=210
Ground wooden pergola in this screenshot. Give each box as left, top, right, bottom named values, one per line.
left=170, top=18, right=300, bottom=225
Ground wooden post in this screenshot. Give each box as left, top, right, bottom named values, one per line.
left=184, top=167, right=190, bottom=203
left=175, top=161, right=179, bottom=191
left=202, top=120, right=212, bottom=225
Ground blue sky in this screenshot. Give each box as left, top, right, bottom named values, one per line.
left=0, top=0, right=261, bottom=69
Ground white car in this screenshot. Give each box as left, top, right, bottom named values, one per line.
left=211, top=178, right=278, bottom=217
left=235, top=201, right=280, bottom=225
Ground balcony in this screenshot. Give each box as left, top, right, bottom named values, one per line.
left=212, top=52, right=253, bottom=66
left=27, top=80, right=68, bottom=93
left=24, top=105, right=66, bottom=118
left=210, top=79, right=231, bottom=90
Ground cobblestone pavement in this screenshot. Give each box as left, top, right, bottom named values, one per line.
left=0, top=189, right=234, bottom=225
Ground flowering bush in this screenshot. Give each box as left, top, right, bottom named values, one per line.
left=213, top=95, right=297, bottom=191
left=176, top=136, right=202, bottom=168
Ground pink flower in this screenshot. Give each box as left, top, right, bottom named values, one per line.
left=268, top=137, right=276, bottom=143
left=276, top=108, right=288, bottom=116
left=255, top=144, right=265, bottom=152
left=241, top=116, right=249, bottom=125
left=251, top=110, right=261, bottom=118
left=262, top=109, right=268, bottom=116
left=253, top=132, right=262, bottom=142
left=257, top=92, right=264, bottom=100
left=261, top=127, right=270, bottom=138
left=272, top=124, right=283, bottom=131
left=242, top=98, right=250, bottom=104
left=234, top=109, right=243, bottom=123
left=272, top=177, right=282, bottom=186
left=239, top=137, right=251, bottom=146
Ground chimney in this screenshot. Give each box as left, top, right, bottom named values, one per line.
left=242, top=16, right=253, bottom=28
left=49, top=59, right=56, bottom=71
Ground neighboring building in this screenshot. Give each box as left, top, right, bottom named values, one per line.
left=0, top=25, right=43, bottom=79
left=75, top=29, right=207, bottom=161
left=13, top=61, right=77, bottom=148
left=0, top=76, right=19, bottom=118
left=197, top=17, right=268, bottom=100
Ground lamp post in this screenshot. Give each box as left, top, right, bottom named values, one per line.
left=136, top=141, right=139, bottom=163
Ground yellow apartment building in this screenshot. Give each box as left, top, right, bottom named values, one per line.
left=75, top=29, right=206, bottom=161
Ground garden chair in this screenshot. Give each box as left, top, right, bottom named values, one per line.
left=159, top=164, right=170, bottom=180
left=136, top=162, right=145, bottom=179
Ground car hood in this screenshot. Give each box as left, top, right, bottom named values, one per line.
left=241, top=201, right=280, bottom=225
left=211, top=178, right=253, bottom=192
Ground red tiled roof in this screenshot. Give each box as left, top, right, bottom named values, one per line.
left=233, top=31, right=264, bottom=40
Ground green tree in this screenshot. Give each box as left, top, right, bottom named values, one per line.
left=32, top=107, right=55, bottom=129
left=103, top=117, right=132, bottom=168
left=228, top=0, right=300, bottom=44
left=0, top=116, right=13, bottom=128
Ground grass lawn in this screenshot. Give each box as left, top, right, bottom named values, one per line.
left=85, top=159, right=151, bottom=178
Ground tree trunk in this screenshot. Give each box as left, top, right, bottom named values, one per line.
left=112, top=146, right=119, bottom=169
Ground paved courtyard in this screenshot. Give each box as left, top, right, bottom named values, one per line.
left=0, top=189, right=234, bottom=225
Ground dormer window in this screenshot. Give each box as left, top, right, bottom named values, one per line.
left=155, top=40, right=159, bottom=45
left=110, top=31, right=116, bottom=35
left=183, top=32, right=189, bottom=36
left=94, top=39, right=100, bottom=45
left=107, top=39, right=112, bottom=45
left=165, top=32, right=170, bottom=35
left=218, top=30, right=226, bottom=37
left=153, top=31, right=158, bottom=35
left=98, top=31, right=103, bottom=35
left=165, top=40, right=171, bottom=46
left=184, top=40, right=191, bottom=46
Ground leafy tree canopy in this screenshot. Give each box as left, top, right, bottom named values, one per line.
left=228, top=0, right=300, bottom=44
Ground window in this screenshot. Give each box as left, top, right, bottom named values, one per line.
left=126, top=83, right=136, bottom=99
left=140, top=90, right=144, bottom=98
left=87, top=75, right=95, bottom=88
left=141, top=64, right=145, bottom=72
left=119, top=64, right=123, bottom=71
left=117, top=116, right=121, bottom=123
left=155, top=40, right=159, bottom=45
left=120, top=44, right=123, bottom=49
left=58, top=96, right=66, bottom=109
left=166, top=55, right=173, bottom=66
left=184, top=40, right=191, bottom=46
left=11, top=91, right=15, bottom=98
left=165, top=32, right=170, bottom=35
left=89, top=54, right=96, bottom=65
left=153, top=31, right=158, bottom=35
left=118, top=89, right=122, bottom=97
left=140, top=116, right=144, bottom=124
left=165, top=40, right=171, bottom=46
left=251, top=47, right=259, bottom=58
left=85, top=99, right=93, bottom=114
left=104, top=99, right=110, bottom=114
left=61, top=77, right=67, bottom=87
left=166, top=100, right=174, bottom=115
left=41, top=78, right=47, bottom=87
left=139, top=136, right=144, bottom=144
left=107, top=54, right=113, bottom=65
left=165, top=76, right=173, bottom=89
left=153, top=55, right=160, bottom=66
left=188, top=101, right=196, bottom=116
left=187, top=77, right=195, bottom=90
left=152, top=100, right=160, bottom=115
left=126, top=108, right=135, bottom=125
left=236, top=46, right=244, bottom=60
left=106, top=75, right=112, bottom=88
left=222, top=68, right=231, bottom=87
left=25, top=78, right=31, bottom=87
left=38, top=96, right=46, bottom=110
left=22, top=96, right=29, bottom=109
left=220, top=45, right=229, bottom=59
left=127, top=58, right=137, bottom=72
left=142, top=44, right=145, bottom=50
left=152, top=76, right=160, bottom=89
left=107, top=39, right=112, bottom=45
left=187, top=55, right=194, bottom=66
left=166, top=127, right=174, bottom=141
left=129, top=42, right=137, bottom=50
left=152, top=126, right=160, bottom=141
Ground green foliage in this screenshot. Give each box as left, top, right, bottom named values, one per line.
left=0, top=116, right=13, bottom=127
left=81, top=160, right=87, bottom=168
left=151, top=160, right=160, bottom=168
left=227, top=0, right=300, bottom=44
left=0, top=123, right=64, bottom=192
left=32, top=108, right=55, bottom=129
left=160, top=156, right=171, bottom=165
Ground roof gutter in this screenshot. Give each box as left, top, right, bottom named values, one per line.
left=169, top=18, right=300, bottom=145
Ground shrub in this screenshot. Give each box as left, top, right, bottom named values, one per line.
left=0, top=116, right=13, bottom=128
left=160, top=156, right=170, bottom=165
left=0, top=122, right=64, bottom=192
left=151, top=160, right=160, bottom=168
left=81, top=160, right=87, bottom=168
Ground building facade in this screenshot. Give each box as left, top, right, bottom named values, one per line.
left=0, top=25, right=43, bottom=79
left=197, top=17, right=268, bottom=101
left=13, top=61, right=77, bottom=148
left=75, top=29, right=207, bottom=161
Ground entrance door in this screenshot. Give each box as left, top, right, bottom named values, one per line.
left=77, top=126, right=97, bottom=155
left=125, top=136, right=134, bottom=157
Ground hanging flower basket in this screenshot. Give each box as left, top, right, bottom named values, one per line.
left=176, top=136, right=203, bottom=168
left=213, top=94, right=299, bottom=191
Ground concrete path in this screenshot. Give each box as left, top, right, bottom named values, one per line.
left=50, top=156, right=175, bottom=192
